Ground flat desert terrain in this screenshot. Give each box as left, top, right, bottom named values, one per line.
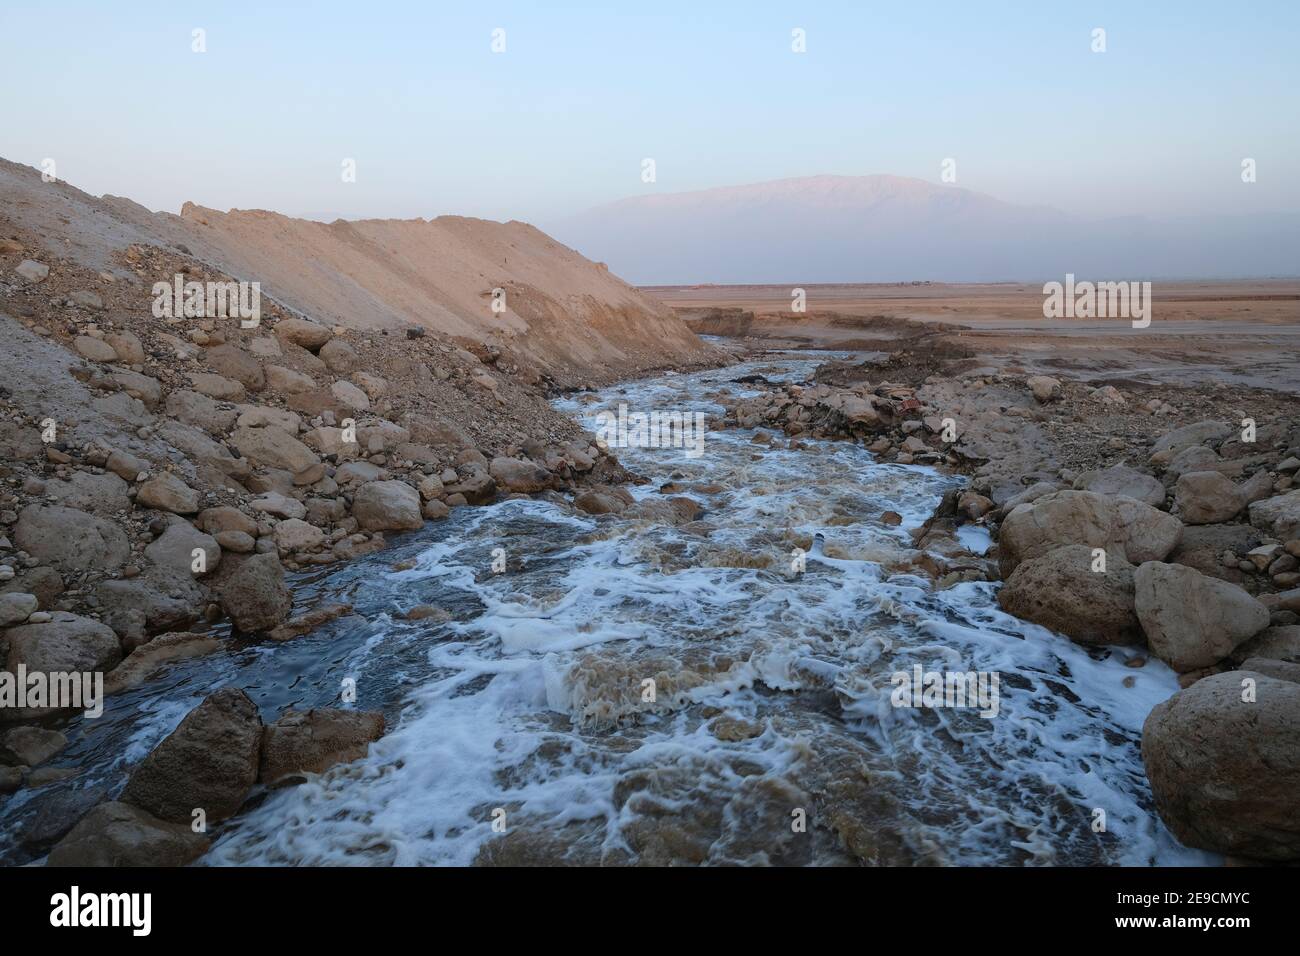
left=648, top=281, right=1300, bottom=392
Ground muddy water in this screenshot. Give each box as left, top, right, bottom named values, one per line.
left=1, top=353, right=1211, bottom=866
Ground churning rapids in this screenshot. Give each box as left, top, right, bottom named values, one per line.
left=2, top=352, right=1214, bottom=866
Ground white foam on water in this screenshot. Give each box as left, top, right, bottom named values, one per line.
left=205, top=354, right=1211, bottom=867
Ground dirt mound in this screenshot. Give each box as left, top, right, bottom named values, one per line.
left=0, top=157, right=714, bottom=387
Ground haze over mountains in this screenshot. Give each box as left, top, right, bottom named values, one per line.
left=549, top=175, right=1300, bottom=285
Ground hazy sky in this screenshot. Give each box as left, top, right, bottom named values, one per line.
left=2, top=1, right=1296, bottom=224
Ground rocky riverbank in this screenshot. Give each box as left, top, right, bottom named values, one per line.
left=710, top=350, right=1300, bottom=863
left=0, top=182, right=719, bottom=862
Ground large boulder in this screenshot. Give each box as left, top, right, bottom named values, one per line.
left=1230, top=625, right=1300, bottom=665
left=352, top=480, right=422, bottom=532
left=1174, top=471, right=1244, bottom=524
left=46, top=801, right=210, bottom=867
left=489, top=456, right=552, bottom=494
left=144, top=521, right=221, bottom=576
left=2, top=613, right=121, bottom=719
left=165, top=389, right=238, bottom=434
left=13, top=504, right=130, bottom=572
left=996, top=545, right=1141, bottom=645
left=203, top=344, right=264, bottom=392
left=1142, top=671, right=1300, bottom=861
left=1072, top=464, right=1165, bottom=508
left=136, top=472, right=201, bottom=515
left=1166, top=523, right=1262, bottom=584
left=120, top=688, right=262, bottom=824
left=1134, top=562, right=1270, bottom=671
left=218, top=553, right=292, bottom=633
left=1150, top=420, right=1231, bottom=459
left=1249, top=490, right=1300, bottom=541
left=45, top=471, right=131, bottom=515
left=274, top=318, right=332, bottom=352
left=996, top=490, right=1182, bottom=576
left=95, top=566, right=207, bottom=648
left=230, top=425, right=320, bottom=475
left=259, top=708, right=385, bottom=786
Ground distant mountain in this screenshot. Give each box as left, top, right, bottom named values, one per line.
left=548, top=174, right=1300, bottom=284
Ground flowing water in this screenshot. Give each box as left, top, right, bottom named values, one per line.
left=1, top=352, right=1212, bottom=866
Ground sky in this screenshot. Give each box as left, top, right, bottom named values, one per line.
left=1, top=0, right=1297, bottom=225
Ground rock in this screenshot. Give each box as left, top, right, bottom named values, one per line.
left=0, top=567, right=64, bottom=610
left=69, top=289, right=104, bottom=310
left=1142, top=671, right=1300, bottom=861
left=0, top=592, right=38, bottom=627
left=14, top=259, right=49, bottom=282
left=203, top=344, right=264, bottom=391
left=1134, top=562, right=1270, bottom=671
left=996, top=545, right=1141, bottom=645
left=95, top=567, right=206, bottom=648
left=1239, top=657, right=1300, bottom=684
left=1231, top=625, right=1300, bottom=664
left=109, top=369, right=163, bottom=408
left=265, top=602, right=352, bottom=642
left=218, top=553, right=292, bottom=633
left=274, top=318, right=332, bottom=352
left=957, top=491, right=993, bottom=520
left=248, top=336, right=282, bottom=358
left=120, top=688, right=262, bottom=824
left=997, top=491, right=1182, bottom=576
left=417, top=475, right=444, bottom=500
left=46, top=471, right=131, bottom=515
left=0, top=726, right=67, bottom=767
left=489, top=456, right=552, bottom=494
left=1167, top=523, right=1261, bottom=583
left=197, top=506, right=259, bottom=537
left=165, top=389, right=238, bottom=434
left=19, top=785, right=107, bottom=850
left=259, top=708, right=384, bottom=786
left=104, top=632, right=222, bottom=695
left=187, top=372, right=246, bottom=402
left=136, top=472, right=200, bottom=514
left=105, top=448, right=149, bottom=481
left=1174, top=471, right=1244, bottom=524
left=1072, top=465, right=1165, bottom=509
left=1249, top=490, right=1300, bottom=540
left=272, top=518, right=325, bottom=553
left=1150, top=420, right=1232, bottom=459
left=330, top=379, right=370, bottom=411
left=105, top=330, right=145, bottom=364
left=73, top=335, right=118, bottom=362
left=334, top=461, right=386, bottom=485
left=230, top=425, right=320, bottom=474
left=574, top=488, right=631, bottom=515
left=352, top=371, right=388, bottom=400
left=265, top=365, right=317, bottom=394
left=1025, top=375, right=1061, bottom=403
left=235, top=404, right=301, bottom=433
left=248, top=492, right=306, bottom=520
left=2, top=613, right=121, bottom=718
left=215, top=530, right=255, bottom=553
left=13, top=504, right=130, bottom=572
left=144, top=521, right=221, bottom=576
left=0, top=766, right=21, bottom=794
left=319, top=338, right=358, bottom=372
left=443, top=471, right=496, bottom=505
left=46, top=801, right=210, bottom=867
left=352, top=480, right=422, bottom=532
left=422, top=499, right=450, bottom=520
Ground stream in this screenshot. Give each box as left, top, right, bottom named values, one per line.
left=1, top=351, right=1211, bottom=866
